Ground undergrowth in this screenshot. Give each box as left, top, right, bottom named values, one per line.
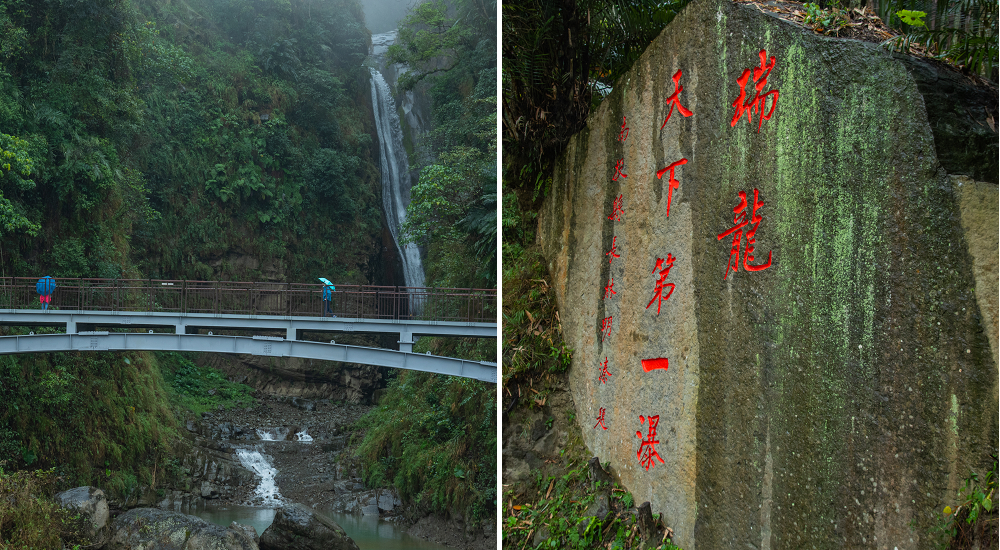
left=0, top=351, right=176, bottom=500
left=503, top=457, right=682, bottom=550
left=930, top=452, right=999, bottom=549
left=154, top=352, right=256, bottom=416
left=0, top=467, right=89, bottom=549
left=353, top=370, right=496, bottom=525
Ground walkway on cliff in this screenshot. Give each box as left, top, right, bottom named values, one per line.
left=0, top=278, right=497, bottom=383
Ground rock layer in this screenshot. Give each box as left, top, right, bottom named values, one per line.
left=537, top=0, right=999, bottom=548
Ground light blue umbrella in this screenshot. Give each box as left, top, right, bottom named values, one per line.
left=317, top=277, right=334, bottom=291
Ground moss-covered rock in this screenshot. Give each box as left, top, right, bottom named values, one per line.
left=537, top=0, right=998, bottom=547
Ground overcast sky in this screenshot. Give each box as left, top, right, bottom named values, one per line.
left=362, top=0, right=417, bottom=34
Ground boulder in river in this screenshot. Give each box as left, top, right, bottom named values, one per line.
left=259, top=503, right=359, bottom=550
left=55, top=486, right=110, bottom=547
left=105, top=508, right=258, bottom=550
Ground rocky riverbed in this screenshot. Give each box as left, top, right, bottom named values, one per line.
left=166, top=393, right=494, bottom=550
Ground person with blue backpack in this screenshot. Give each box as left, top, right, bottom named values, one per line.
left=36, top=276, right=56, bottom=311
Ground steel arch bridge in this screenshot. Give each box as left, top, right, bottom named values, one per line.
left=0, top=278, right=497, bottom=383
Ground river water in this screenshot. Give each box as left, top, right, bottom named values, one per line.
left=195, top=503, right=450, bottom=550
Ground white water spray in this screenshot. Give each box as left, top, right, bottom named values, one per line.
left=255, top=429, right=275, bottom=441
left=236, top=448, right=283, bottom=506
left=294, top=428, right=313, bottom=443
left=369, top=66, right=426, bottom=298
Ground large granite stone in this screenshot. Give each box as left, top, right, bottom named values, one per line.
left=55, top=486, right=110, bottom=547
left=105, top=508, right=258, bottom=550
left=537, top=0, right=998, bottom=547
left=259, top=503, right=359, bottom=550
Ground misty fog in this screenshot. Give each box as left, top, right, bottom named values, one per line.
left=361, top=0, right=416, bottom=34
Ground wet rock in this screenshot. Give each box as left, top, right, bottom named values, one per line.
left=291, top=397, right=315, bottom=411
left=105, top=508, right=258, bottom=550
left=55, top=486, right=110, bottom=547
left=377, top=493, right=394, bottom=512
left=361, top=504, right=380, bottom=515
left=259, top=503, right=360, bottom=550
left=584, top=493, right=611, bottom=521
left=230, top=522, right=259, bottom=544
left=588, top=457, right=613, bottom=490
left=636, top=502, right=657, bottom=545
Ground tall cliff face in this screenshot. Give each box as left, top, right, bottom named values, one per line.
left=536, top=0, right=998, bottom=548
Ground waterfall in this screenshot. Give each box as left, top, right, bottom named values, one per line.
left=369, top=67, right=426, bottom=296
left=236, top=448, right=283, bottom=506
left=294, top=428, right=313, bottom=443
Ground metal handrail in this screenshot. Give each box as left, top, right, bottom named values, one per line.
left=0, top=277, right=497, bottom=323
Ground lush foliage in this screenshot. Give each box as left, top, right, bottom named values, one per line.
left=0, top=349, right=176, bottom=498
left=930, top=454, right=999, bottom=549
left=881, top=0, right=998, bottom=78
left=354, top=370, right=496, bottom=524
left=0, top=0, right=381, bottom=283
left=156, top=352, right=256, bottom=416
left=395, top=0, right=498, bottom=288
left=503, top=0, right=693, bottom=203
left=0, top=467, right=90, bottom=549
left=503, top=452, right=683, bottom=549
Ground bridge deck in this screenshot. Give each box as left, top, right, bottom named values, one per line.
left=0, top=278, right=497, bottom=382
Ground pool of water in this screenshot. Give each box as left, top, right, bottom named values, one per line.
left=195, top=504, right=449, bottom=550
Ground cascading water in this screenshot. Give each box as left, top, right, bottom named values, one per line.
left=236, top=448, right=283, bottom=506
left=369, top=41, right=426, bottom=306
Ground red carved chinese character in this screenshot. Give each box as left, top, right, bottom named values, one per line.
left=656, top=158, right=687, bottom=217
left=646, top=254, right=676, bottom=315
left=606, top=236, right=621, bottom=264
left=613, top=158, right=628, bottom=181
left=731, top=49, right=779, bottom=132
left=608, top=194, right=625, bottom=222
left=641, top=358, right=669, bottom=372
left=604, top=277, right=617, bottom=300
left=716, top=189, right=772, bottom=280
left=617, top=116, right=629, bottom=142
left=636, top=415, right=665, bottom=470
left=660, top=70, right=693, bottom=129
left=599, top=357, right=612, bottom=384
left=594, top=407, right=608, bottom=430
left=600, top=316, right=613, bottom=342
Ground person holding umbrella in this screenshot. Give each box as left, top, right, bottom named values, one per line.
left=36, top=275, right=56, bottom=311
left=318, top=277, right=336, bottom=317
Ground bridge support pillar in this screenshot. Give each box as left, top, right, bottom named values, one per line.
left=398, top=331, right=414, bottom=353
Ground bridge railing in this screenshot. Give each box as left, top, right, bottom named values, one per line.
left=0, top=278, right=496, bottom=323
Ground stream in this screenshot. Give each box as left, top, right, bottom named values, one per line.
left=195, top=503, right=449, bottom=549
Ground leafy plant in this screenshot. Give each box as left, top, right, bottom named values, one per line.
left=931, top=454, right=998, bottom=548
left=881, top=0, right=998, bottom=78
left=803, top=3, right=852, bottom=34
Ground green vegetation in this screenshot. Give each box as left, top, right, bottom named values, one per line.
left=878, top=0, right=998, bottom=78
left=351, top=0, right=497, bottom=530
left=394, top=0, right=498, bottom=288
left=930, top=454, right=999, bottom=549
left=156, top=352, right=256, bottom=416
left=502, top=439, right=682, bottom=549
left=0, top=350, right=175, bottom=497
left=354, top=370, right=496, bottom=524
left=0, top=468, right=90, bottom=549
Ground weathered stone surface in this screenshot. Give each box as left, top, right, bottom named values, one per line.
left=106, top=508, right=258, bottom=550
left=201, top=354, right=385, bottom=403
left=259, top=503, right=360, bottom=550
left=55, top=486, right=110, bottom=547
left=537, top=0, right=998, bottom=548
